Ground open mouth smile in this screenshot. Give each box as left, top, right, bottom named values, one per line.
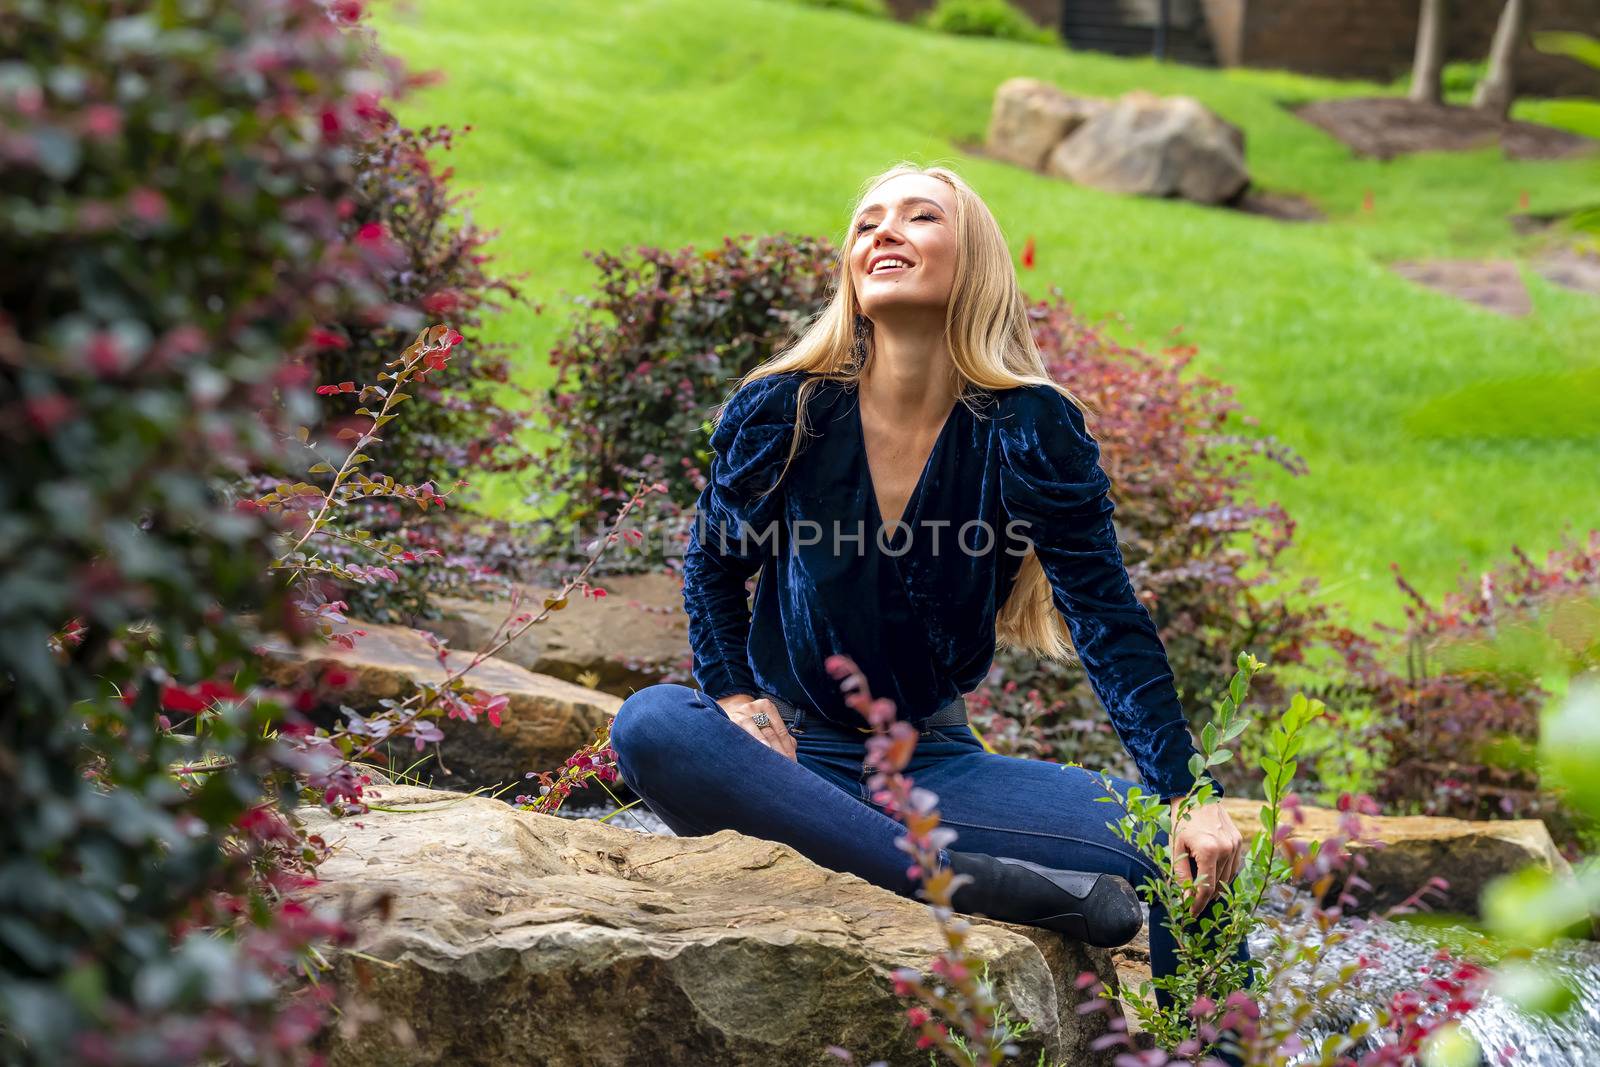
left=869, top=258, right=914, bottom=276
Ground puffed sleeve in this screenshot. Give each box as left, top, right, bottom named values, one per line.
left=681, top=372, right=801, bottom=701
left=996, top=385, right=1212, bottom=801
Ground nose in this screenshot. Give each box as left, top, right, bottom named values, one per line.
left=873, top=220, right=906, bottom=247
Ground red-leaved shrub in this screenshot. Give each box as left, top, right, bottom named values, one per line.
left=1356, top=531, right=1599, bottom=833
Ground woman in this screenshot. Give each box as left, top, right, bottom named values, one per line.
left=610, top=163, right=1246, bottom=989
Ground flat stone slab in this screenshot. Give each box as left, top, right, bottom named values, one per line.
left=431, top=570, right=689, bottom=698
left=258, top=622, right=619, bottom=791
left=300, top=785, right=1122, bottom=1067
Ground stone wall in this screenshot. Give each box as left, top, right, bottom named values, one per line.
left=885, top=0, right=1600, bottom=98
left=1201, top=0, right=1599, bottom=97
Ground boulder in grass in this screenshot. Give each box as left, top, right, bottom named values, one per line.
left=985, top=77, right=1109, bottom=171
left=1045, top=89, right=1249, bottom=205
left=301, top=785, right=1124, bottom=1067
left=258, top=622, right=619, bottom=791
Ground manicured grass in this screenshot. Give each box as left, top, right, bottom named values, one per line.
left=368, top=0, right=1600, bottom=635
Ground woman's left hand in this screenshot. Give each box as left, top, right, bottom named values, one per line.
left=1170, top=798, right=1244, bottom=916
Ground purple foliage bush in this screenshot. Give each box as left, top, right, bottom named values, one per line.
left=1352, top=532, right=1599, bottom=835
left=294, top=116, right=538, bottom=624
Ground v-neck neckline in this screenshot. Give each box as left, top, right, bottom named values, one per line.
left=853, top=388, right=960, bottom=533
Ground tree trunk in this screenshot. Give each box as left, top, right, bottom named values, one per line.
left=1410, top=0, right=1449, bottom=104
left=1473, top=0, right=1526, bottom=120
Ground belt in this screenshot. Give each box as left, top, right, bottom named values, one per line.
left=760, top=690, right=968, bottom=735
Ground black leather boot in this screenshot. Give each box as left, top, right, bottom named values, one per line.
left=944, top=850, right=1143, bottom=948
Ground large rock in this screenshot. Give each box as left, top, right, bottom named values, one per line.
left=985, top=77, right=1108, bottom=171
left=1221, top=798, right=1570, bottom=916
left=301, top=785, right=1123, bottom=1067
left=431, top=571, right=690, bottom=698
left=1047, top=89, right=1249, bottom=204
left=258, top=622, right=619, bottom=790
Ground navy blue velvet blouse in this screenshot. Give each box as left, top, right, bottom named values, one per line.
left=681, top=369, right=1207, bottom=801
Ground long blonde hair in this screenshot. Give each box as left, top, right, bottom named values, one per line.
left=712, top=161, right=1099, bottom=663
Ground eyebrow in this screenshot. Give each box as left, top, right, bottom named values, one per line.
left=853, top=195, right=947, bottom=221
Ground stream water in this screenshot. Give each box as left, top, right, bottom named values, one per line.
left=549, top=801, right=1600, bottom=1065
left=1245, top=892, right=1600, bottom=1067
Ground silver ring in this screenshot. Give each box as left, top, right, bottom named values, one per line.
left=750, top=711, right=772, bottom=729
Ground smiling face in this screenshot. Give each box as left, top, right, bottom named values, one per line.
left=849, top=173, right=959, bottom=324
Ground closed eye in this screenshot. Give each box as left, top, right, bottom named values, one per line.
left=856, top=212, right=938, bottom=234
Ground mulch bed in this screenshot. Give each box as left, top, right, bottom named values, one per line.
left=1291, top=97, right=1600, bottom=162
left=1386, top=246, right=1600, bottom=313
left=1532, top=245, right=1600, bottom=299
left=1232, top=187, right=1325, bottom=221
left=1389, top=259, right=1532, bottom=316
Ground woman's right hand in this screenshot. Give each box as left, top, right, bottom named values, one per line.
left=717, top=694, right=797, bottom=762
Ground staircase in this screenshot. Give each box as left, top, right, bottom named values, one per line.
left=1058, top=0, right=1218, bottom=67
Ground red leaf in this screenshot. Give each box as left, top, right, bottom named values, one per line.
left=160, top=684, right=209, bottom=713
left=309, top=328, right=349, bottom=351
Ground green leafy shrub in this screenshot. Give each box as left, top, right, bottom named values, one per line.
left=1441, top=59, right=1488, bottom=98
left=784, top=0, right=891, bottom=17
left=1095, top=652, right=1292, bottom=1049
left=917, top=0, right=1059, bottom=46
left=0, top=0, right=407, bottom=1060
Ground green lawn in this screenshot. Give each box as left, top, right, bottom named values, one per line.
left=369, top=0, right=1600, bottom=634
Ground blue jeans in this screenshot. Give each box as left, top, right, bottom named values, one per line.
left=609, top=683, right=1247, bottom=1004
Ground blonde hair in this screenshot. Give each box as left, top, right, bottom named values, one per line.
left=713, top=161, right=1099, bottom=663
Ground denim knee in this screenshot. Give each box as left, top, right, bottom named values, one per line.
left=609, top=683, right=701, bottom=783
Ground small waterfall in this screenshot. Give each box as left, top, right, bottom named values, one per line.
left=1248, top=890, right=1600, bottom=1066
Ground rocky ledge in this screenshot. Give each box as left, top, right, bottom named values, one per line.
left=300, top=785, right=1124, bottom=1067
